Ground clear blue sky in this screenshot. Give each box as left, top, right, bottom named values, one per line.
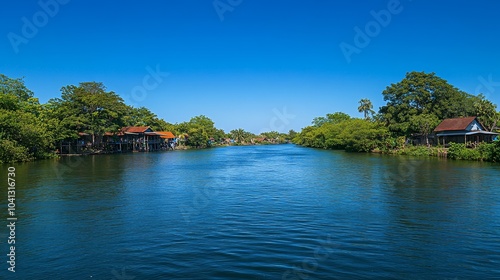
left=2, top=0, right=500, bottom=134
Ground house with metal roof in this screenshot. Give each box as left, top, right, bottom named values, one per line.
left=434, top=116, right=498, bottom=146
left=103, top=126, right=164, bottom=152
left=59, top=126, right=176, bottom=154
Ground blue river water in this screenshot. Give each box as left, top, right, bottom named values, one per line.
left=1, top=144, right=499, bottom=279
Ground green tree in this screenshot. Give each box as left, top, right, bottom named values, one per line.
left=175, top=115, right=219, bottom=148
left=51, top=82, right=129, bottom=146
left=293, top=116, right=389, bottom=152
left=380, top=71, right=476, bottom=136
left=213, top=128, right=226, bottom=142
left=188, top=115, right=217, bottom=138
left=123, top=106, right=173, bottom=132
left=312, top=112, right=351, bottom=127
left=311, top=116, right=328, bottom=127
left=326, top=112, right=351, bottom=124
left=186, top=127, right=209, bottom=148
left=473, top=94, right=500, bottom=132
left=230, top=128, right=246, bottom=143
left=261, top=131, right=280, bottom=140
left=0, top=74, right=55, bottom=162
left=358, top=98, right=375, bottom=119
left=409, top=113, right=440, bottom=145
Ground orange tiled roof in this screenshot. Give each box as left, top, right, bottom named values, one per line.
left=434, top=117, right=477, bottom=132
left=156, top=131, right=175, bottom=139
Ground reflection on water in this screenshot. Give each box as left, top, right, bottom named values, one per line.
left=1, top=145, right=499, bottom=279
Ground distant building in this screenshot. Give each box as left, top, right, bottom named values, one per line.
left=156, top=131, right=176, bottom=150
left=104, top=126, right=171, bottom=152
left=60, top=127, right=176, bottom=154
left=156, top=131, right=175, bottom=140
left=434, top=116, right=498, bottom=146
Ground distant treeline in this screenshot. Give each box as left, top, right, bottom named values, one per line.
left=0, top=74, right=293, bottom=163
left=292, top=71, right=500, bottom=162
left=3, top=71, right=500, bottom=163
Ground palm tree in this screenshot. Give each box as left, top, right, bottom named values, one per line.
left=177, top=133, right=188, bottom=147
left=230, top=129, right=246, bottom=143
left=358, top=98, right=375, bottom=119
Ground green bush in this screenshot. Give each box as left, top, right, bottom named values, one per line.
left=0, top=139, right=32, bottom=163
left=448, top=142, right=482, bottom=161
left=489, top=140, right=500, bottom=162
left=407, top=146, right=432, bottom=157
left=476, top=142, right=494, bottom=160
left=445, top=141, right=500, bottom=162
left=293, top=118, right=390, bottom=153
left=393, top=145, right=434, bottom=157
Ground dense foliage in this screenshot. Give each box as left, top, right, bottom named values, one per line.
left=293, top=71, right=500, bottom=162
left=2, top=71, right=500, bottom=163
left=175, top=115, right=224, bottom=148
left=293, top=116, right=390, bottom=152
left=379, top=71, right=499, bottom=136
left=0, top=75, right=55, bottom=162
left=0, top=73, right=292, bottom=162
left=447, top=142, right=500, bottom=162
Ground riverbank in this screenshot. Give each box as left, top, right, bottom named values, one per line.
left=22, top=141, right=500, bottom=164
left=294, top=141, right=500, bottom=163
left=373, top=142, right=500, bottom=162
left=373, top=145, right=448, bottom=158
left=56, top=142, right=290, bottom=156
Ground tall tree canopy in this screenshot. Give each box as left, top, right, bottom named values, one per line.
left=230, top=128, right=251, bottom=143
left=176, top=115, right=224, bottom=148
left=379, top=71, right=477, bottom=136
left=123, top=106, right=174, bottom=132
left=0, top=75, right=54, bottom=162
left=312, top=112, right=351, bottom=127
left=48, top=82, right=129, bottom=145
left=473, top=94, right=500, bottom=132
left=294, top=118, right=390, bottom=152
left=0, top=73, right=229, bottom=162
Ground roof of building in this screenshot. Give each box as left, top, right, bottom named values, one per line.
left=434, top=116, right=478, bottom=132
left=436, top=131, right=499, bottom=136
left=121, top=126, right=151, bottom=133
left=156, top=131, right=176, bottom=139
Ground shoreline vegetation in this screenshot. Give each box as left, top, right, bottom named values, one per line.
left=56, top=141, right=291, bottom=156
left=1, top=71, right=499, bottom=163
left=291, top=72, right=500, bottom=162
left=0, top=73, right=293, bottom=163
